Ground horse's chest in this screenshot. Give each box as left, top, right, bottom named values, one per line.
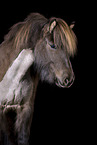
left=0, top=49, right=34, bottom=105
left=13, top=74, right=33, bottom=104
left=0, top=73, right=33, bottom=105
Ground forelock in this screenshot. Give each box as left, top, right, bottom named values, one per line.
left=53, top=18, right=77, bottom=56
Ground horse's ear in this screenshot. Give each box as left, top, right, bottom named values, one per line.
left=42, top=19, right=57, bottom=35
left=70, top=21, right=75, bottom=29
left=49, top=20, right=57, bottom=33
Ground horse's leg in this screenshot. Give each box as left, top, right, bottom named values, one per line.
left=0, top=130, right=14, bottom=145
left=0, top=107, right=10, bottom=145
left=15, top=75, right=38, bottom=145
left=0, top=105, right=19, bottom=145
left=0, top=105, right=20, bottom=145
left=15, top=104, right=33, bottom=145
left=3, top=110, right=17, bottom=145
left=0, top=129, right=4, bottom=145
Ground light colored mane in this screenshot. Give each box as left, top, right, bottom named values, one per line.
left=54, top=18, right=77, bottom=56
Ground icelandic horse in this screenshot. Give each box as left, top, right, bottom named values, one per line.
left=0, top=13, right=77, bottom=145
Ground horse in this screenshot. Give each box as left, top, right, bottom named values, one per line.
left=0, top=13, right=77, bottom=145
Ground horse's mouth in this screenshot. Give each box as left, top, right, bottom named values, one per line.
left=55, top=78, right=74, bottom=88
left=56, top=79, right=66, bottom=88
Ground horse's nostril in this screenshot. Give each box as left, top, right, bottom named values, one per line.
left=63, top=75, right=75, bottom=87
left=64, top=78, right=69, bottom=85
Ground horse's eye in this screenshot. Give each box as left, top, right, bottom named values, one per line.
left=50, top=44, right=56, bottom=49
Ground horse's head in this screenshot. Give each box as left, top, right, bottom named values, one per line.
left=34, top=18, right=77, bottom=88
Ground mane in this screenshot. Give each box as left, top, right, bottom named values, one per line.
left=0, top=13, right=48, bottom=81
left=0, top=13, right=77, bottom=81
left=3, top=13, right=48, bottom=49
left=54, top=18, right=77, bottom=56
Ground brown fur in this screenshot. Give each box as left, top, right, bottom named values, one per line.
left=0, top=13, right=77, bottom=145
left=0, top=13, right=47, bottom=81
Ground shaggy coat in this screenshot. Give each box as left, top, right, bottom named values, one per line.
left=0, top=13, right=77, bottom=145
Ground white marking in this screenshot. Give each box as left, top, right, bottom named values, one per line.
left=0, top=49, right=34, bottom=105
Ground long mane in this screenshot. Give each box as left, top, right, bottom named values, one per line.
left=0, top=13, right=77, bottom=81
left=0, top=13, right=47, bottom=81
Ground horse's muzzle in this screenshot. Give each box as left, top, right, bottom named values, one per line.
left=56, top=75, right=75, bottom=88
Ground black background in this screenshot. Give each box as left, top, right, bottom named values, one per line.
left=0, top=1, right=93, bottom=144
